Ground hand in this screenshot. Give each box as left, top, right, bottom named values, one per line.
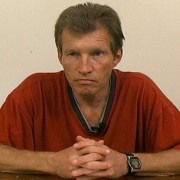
left=72, top=136, right=128, bottom=179
left=71, top=136, right=110, bottom=178
left=47, top=146, right=81, bottom=178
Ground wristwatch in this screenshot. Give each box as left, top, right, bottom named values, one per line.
left=124, top=153, right=142, bottom=175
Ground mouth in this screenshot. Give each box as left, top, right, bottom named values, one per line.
left=76, top=79, right=95, bottom=85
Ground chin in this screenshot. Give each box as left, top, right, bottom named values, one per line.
left=72, top=85, right=97, bottom=97
left=80, top=91, right=94, bottom=96
left=77, top=88, right=96, bottom=97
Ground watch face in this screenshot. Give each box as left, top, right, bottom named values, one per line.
left=130, top=157, right=141, bottom=169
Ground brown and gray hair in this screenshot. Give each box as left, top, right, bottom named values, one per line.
left=54, top=2, right=125, bottom=55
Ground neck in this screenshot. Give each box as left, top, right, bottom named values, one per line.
left=73, top=86, right=110, bottom=127
left=73, top=85, right=110, bottom=108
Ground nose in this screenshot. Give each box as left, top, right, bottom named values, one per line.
left=78, top=55, right=93, bottom=75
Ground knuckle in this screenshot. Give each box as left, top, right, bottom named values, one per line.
left=91, top=139, right=96, bottom=144
left=84, top=162, right=91, bottom=169
left=87, top=146, right=93, bottom=151
left=108, top=169, right=115, bottom=176
left=94, top=153, right=100, bottom=159
left=67, top=166, right=74, bottom=171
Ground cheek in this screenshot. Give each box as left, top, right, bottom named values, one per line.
left=98, top=62, right=114, bottom=72
left=62, top=61, right=76, bottom=72
left=97, top=65, right=113, bottom=80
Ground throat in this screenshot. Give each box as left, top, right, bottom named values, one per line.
left=83, top=105, right=107, bottom=127
left=78, top=100, right=107, bottom=125
left=73, top=93, right=109, bottom=128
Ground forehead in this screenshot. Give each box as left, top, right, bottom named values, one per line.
left=61, top=27, right=111, bottom=50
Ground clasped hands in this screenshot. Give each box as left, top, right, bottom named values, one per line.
left=69, top=136, right=128, bottom=179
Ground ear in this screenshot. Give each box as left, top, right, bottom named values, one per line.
left=112, top=49, right=123, bottom=68
left=57, top=50, right=62, bottom=64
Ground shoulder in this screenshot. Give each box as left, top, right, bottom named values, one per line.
left=15, top=71, right=65, bottom=90
left=7, top=71, right=66, bottom=101
left=113, top=69, right=173, bottom=107
left=113, top=69, right=166, bottom=101
left=21, top=71, right=64, bottom=85
left=113, top=69, right=157, bottom=88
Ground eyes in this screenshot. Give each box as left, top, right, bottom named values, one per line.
left=67, top=52, right=79, bottom=57
left=92, top=50, right=104, bottom=57
left=66, top=50, right=105, bottom=58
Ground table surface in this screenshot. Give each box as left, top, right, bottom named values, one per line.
left=0, top=172, right=179, bottom=180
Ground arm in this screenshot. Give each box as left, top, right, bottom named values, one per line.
left=136, top=149, right=180, bottom=175
left=0, top=142, right=87, bottom=178
left=0, top=143, right=50, bottom=174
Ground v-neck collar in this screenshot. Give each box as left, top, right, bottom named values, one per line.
left=68, top=71, right=116, bottom=135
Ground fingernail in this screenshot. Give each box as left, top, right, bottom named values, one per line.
left=108, top=163, right=112, bottom=168
left=72, top=170, right=77, bottom=176
left=73, top=143, right=78, bottom=148
left=72, top=159, right=78, bottom=164
left=106, top=149, right=110, bottom=153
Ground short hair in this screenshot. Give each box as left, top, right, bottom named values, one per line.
left=54, top=2, right=125, bottom=55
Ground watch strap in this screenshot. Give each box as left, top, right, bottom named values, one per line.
left=124, top=152, right=142, bottom=175
left=124, top=153, right=134, bottom=175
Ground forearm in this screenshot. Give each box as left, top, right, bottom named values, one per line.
left=0, top=143, right=53, bottom=174
left=135, top=149, right=180, bottom=174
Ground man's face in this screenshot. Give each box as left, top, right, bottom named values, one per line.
left=59, top=27, right=122, bottom=97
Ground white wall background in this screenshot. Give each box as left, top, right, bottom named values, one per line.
left=0, top=0, right=179, bottom=109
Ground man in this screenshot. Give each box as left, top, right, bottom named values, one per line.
left=0, top=2, right=180, bottom=179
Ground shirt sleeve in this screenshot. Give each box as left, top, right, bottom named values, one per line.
left=141, top=77, right=180, bottom=152
left=0, top=92, right=34, bottom=150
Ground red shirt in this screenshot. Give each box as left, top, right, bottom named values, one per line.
left=0, top=70, right=179, bottom=153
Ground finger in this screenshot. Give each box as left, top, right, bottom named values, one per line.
left=86, top=168, right=114, bottom=178
left=73, top=139, right=106, bottom=150
left=76, top=136, right=104, bottom=146
left=74, top=138, right=96, bottom=149
left=77, top=145, right=110, bottom=156
left=76, top=136, right=88, bottom=142
left=81, top=161, right=111, bottom=170
left=71, top=167, right=98, bottom=177
left=98, top=140, right=104, bottom=144
left=76, top=175, right=99, bottom=180
left=76, top=137, right=98, bottom=146
left=72, top=165, right=112, bottom=177
left=73, top=153, right=104, bottom=166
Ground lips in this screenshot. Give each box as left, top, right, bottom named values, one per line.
left=76, top=79, right=95, bottom=85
